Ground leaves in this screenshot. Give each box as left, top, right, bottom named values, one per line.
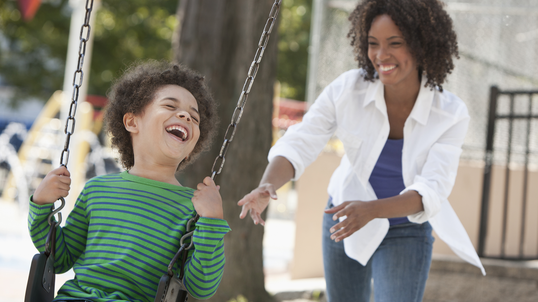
left=277, top=0, right=311, bottom=101
left=0, top=0, right=70, bottom=106
left=0, top=0, right=178, bottom=105
left=0, top=0, right=312, bottom=105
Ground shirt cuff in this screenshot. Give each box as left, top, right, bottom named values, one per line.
left=401, top=182, right=442, bottom=223
left=29, top=195, right=54, bottom=214
left=196, top=217, right=231, bottom=232
left=268, top=144, right=304, bottom=180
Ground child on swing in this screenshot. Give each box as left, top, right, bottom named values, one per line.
left=28, top=60, right=230, bottom=301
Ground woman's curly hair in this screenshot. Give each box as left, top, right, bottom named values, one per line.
left=348, top=0, right=459, bottom=91
left=104, top=60, right=218, bottom=170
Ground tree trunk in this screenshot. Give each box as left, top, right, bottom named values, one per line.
left=173, top=1, right=278, bottom=301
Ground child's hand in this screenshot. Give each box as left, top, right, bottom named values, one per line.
left=192, top=177, right=224, bottom=219
left=33, top=166, right=71, bottom=205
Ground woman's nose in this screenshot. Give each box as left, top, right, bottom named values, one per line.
left=376, top=46, right=390, bottom=61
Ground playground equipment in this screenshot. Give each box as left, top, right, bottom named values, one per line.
left=0, top=122, right=29, bottom=207
left=20, top=0, right=283, bottom=301
left=0, top=92, right=118, bottom=210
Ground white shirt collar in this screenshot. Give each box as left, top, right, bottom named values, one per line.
left=363, top=76, right=434, bottom=126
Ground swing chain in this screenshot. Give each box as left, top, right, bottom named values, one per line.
left=172, top=0, right=282, bottom=258
left=175, top=0, right=281, bottom=255
left=209, top=0, right=282, bottom=181
left=52, top=0, right=95, bottom=227
left=157, top=2, right=282, bottom=301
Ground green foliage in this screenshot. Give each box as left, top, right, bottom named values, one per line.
left=312, top=289, right=323, bottom=300
left=0, top=0, right=71, bottom=106
left=227, top=294, right=248, bottom=302
left=0, top=0, right=178, bottom=104
left=0, top=0, right=312, bottom=105
left=90, top=0, right=178, bottom=95
left=277, top=0, right=312, bottom=101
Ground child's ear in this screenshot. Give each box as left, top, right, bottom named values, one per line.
left=123, top=113, right=139, bottom=134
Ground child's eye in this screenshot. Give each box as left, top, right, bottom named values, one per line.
left=192, top=116, right=200, bottom=123
left=166, top=105, right=175, bottom=109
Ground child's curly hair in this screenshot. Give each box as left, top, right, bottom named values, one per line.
left=348, top=0, right=459, bottom=91
left=104, top=60, right=218, bottom=170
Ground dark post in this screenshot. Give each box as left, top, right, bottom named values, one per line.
left=500, top=94, right=515, bottom=258
left=519, top=94, right=533, bottom=258
left=478, top=85, right=499, bottom=257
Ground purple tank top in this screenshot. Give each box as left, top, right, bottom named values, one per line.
left=368, top=138, right=410, bottom=226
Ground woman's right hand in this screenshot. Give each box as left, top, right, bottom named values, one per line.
left=32, top=166, right=71, bottom=205
left=237, top=183, right=278, bottom=226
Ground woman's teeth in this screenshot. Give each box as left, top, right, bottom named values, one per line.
left=380, top=65, right=396, bottom=72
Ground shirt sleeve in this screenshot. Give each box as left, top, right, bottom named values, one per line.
left=28, top=189, right=90, bottom=274
left=183, top=217, right=231, bottom=300
left=268, top=73, right=347, bottom=180
left=404, top=105, right=471, bottom=223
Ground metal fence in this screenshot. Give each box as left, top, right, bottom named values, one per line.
left=478, top=86, right=538, bottom=260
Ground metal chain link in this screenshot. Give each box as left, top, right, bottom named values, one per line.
left=49, top=0, right=95, bottom=228
left=46, top=0, right=280, bottom=267
left=209, top=0, right=281, bottom=181
left=179, top=0, right=282, bottom=251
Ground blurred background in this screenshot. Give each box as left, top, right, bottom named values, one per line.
left=1, top=0, right=538, bottom=301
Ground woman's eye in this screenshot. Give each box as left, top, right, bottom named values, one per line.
left=192, top=116, right=199, bottom=123
left=166, top=105, right=175, bottom=109
left=368, top=42, right=377, bottom=46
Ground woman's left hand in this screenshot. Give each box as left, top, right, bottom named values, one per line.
left=324, top=200, right=377, bottom=242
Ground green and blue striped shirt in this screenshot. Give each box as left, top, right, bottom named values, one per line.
left=29, top=171, right=230, bottom=301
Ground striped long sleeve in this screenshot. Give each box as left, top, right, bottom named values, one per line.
left=28, top=171, right=230, bottom=301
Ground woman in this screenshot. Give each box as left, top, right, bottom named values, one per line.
left=238, top=0, right=485, bottom=301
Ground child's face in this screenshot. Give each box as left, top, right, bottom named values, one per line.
left=131, top=84, right=201, bottom=166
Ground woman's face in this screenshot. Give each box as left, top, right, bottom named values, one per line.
left=367, top=14, right=419, bottom=90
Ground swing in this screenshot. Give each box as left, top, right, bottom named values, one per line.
left=24, top=0, right=282, bottom=301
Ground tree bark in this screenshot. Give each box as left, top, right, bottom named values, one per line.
left=173, top=1, right=278, bottom=301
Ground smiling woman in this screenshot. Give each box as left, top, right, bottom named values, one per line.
left=237, top=0, right=484, bottom=301
left=367, top=15, right=419, bottom=94
left=348, top=0, right=459, bottom=92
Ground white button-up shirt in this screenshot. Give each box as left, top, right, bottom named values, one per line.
left=269, top=69, right=485, bottom=275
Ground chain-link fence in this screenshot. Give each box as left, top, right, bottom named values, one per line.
left=306, top=0, right=538, bottom=166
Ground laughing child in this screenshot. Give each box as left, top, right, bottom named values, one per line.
left=28, top=61, right=230, bottom=301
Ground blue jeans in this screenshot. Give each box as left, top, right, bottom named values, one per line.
left=322, top=202, right=434, bottom=302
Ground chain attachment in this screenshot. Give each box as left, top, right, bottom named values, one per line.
left=177, top=0, right=282, bottom=255
left=208, top=0, right=280, bottom=182
left=156, top=2, right=282, bottom=302
left=47, top=0, right=95, bottom=228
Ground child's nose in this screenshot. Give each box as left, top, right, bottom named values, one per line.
left=178, top=111, right=191, bottom=121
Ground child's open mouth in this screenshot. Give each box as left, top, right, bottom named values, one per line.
left=165, top=125, right=188, bottom=141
